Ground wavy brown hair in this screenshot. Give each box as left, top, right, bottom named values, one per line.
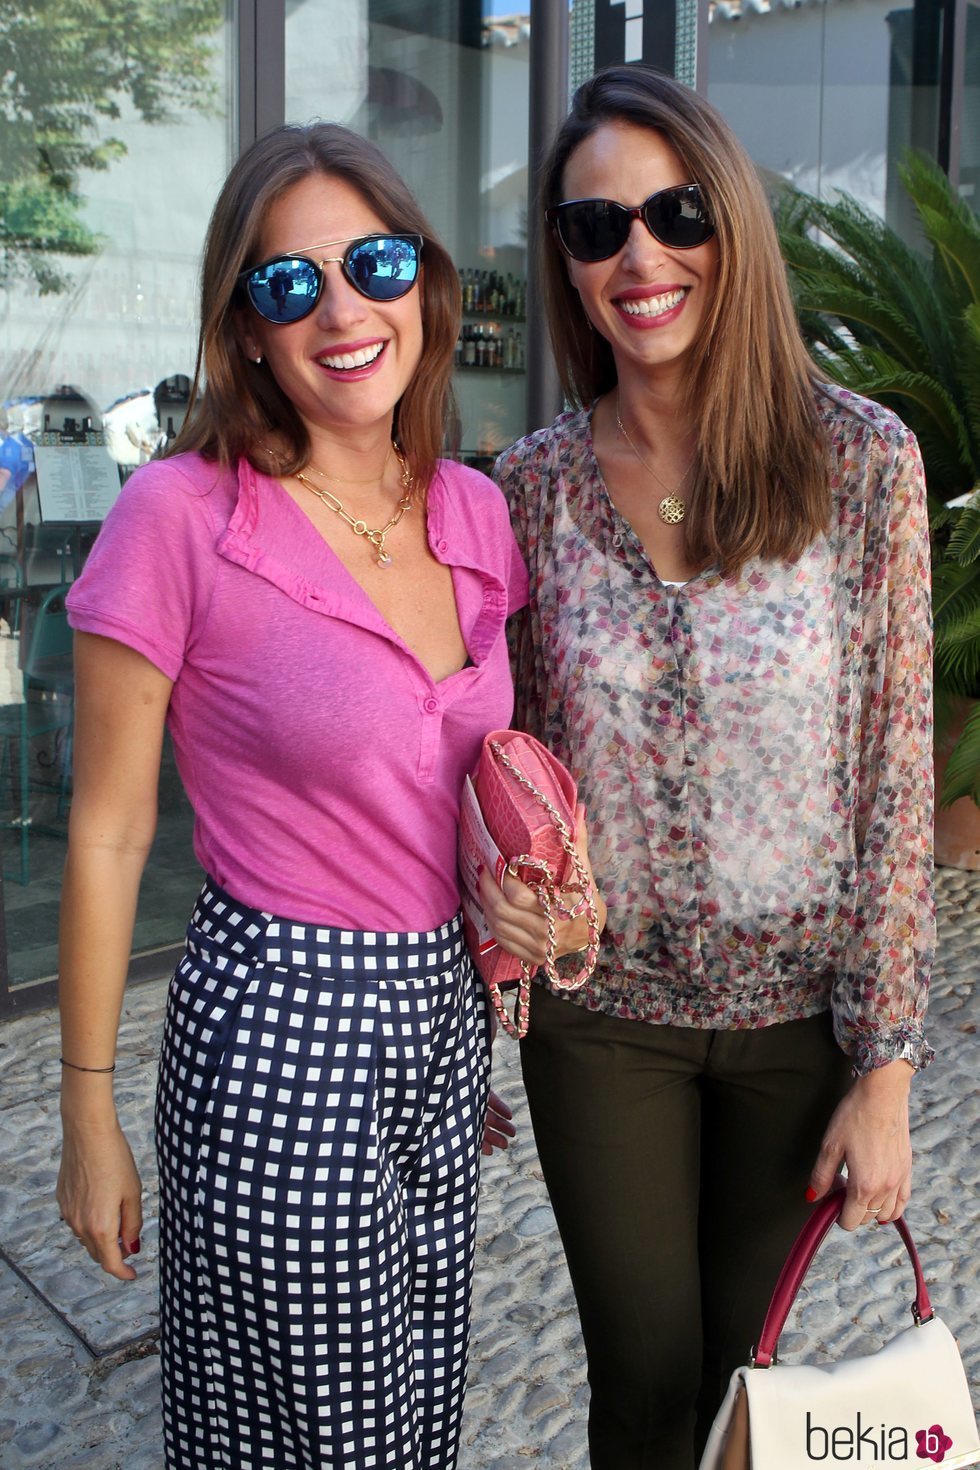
left=172, top=123, right=460, bottom=492
left=541, top=65, right=829, bottom=575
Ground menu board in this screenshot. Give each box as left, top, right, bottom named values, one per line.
left=34, top=443, right=122, bottom=522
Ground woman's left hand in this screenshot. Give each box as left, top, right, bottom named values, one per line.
left=806, top=1058, right=914, bottom=1231
left=482, top=1089, right=517, bottom=1156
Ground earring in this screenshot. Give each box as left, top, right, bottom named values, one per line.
left=252, top=354, right=263, bottom=365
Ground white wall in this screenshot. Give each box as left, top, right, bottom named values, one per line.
left=708, top=0, right=901, bottom=215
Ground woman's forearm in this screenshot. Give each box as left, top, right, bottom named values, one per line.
left=58, top=632, right=174, bottom=1121
left=59, top=838, right=152, bottom=1121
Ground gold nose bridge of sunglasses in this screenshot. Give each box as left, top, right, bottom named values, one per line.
left=286, top=236, right=368, bottom=264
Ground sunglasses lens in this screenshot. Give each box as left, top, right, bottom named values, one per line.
left=553, top=187, right=713, bottom=261
left=247, top=258, right=320, bottom=322
left=557, top=202, right=629, bottom=263
left=346, top=236, right=420, bottom=301
left=645, top=187, right=713, bottom=248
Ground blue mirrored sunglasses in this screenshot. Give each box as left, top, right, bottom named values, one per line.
left=238, top=233, right=423, bottom=323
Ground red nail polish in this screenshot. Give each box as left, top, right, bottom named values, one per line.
left=127, top=1239, right=141, bottom=1255
left=805, top=1186, right=817, bottom=1203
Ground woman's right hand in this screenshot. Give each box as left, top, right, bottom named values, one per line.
left=57, top=1118, right=143, bottom=1281
left=478, top=803, right=606, bottom=966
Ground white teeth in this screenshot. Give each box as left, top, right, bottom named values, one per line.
left=619, top=289, right=686, bottom=318
left=320, top=342, right=385, bottom=370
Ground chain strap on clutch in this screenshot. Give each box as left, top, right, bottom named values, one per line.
left=487, top=740, right=600, bottom=1039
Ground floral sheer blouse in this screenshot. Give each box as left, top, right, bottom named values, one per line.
left=495, top=382, right=934, bottom=1075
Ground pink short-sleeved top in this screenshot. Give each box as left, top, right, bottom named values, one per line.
left=67, top=453, right=528, bottom=932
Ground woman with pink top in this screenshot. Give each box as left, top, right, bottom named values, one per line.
left=55, top=123, right=524, bottom=1470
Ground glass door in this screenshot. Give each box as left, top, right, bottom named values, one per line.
left=0, top=2, right=238, bottom=996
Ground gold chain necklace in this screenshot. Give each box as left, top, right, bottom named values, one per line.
left=295, top=445, right=413, bottom=568
left=615, top=397, right=692, bottom=526
left=301, top=439, right=393, bottom=487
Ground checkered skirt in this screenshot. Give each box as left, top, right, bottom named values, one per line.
left=155, top=879, right=490, bottom=1470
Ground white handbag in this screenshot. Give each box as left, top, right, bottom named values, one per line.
left=699, top=1184, right=980, bottom=1470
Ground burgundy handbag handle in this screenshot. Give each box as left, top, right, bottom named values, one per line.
left=752, top=1182, right=934, bottom=1369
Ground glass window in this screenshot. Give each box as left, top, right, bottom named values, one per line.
left=285, top=0, right=531, bottom=471
left=706, top=0, right=944, bottom=236
left=0, top=2, right=238, bottom=990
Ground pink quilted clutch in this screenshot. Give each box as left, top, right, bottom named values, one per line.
left=467, top=730, right=600, bottom=1038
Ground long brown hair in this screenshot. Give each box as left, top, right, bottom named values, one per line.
left=541, top=65, right=829, bottom=576
left=173, top=123, right=460, bottom=491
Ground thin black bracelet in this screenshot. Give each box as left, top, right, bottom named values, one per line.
left=60, top=1057, right=116, bottom=1074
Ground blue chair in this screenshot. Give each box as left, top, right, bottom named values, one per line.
left=0, top=584, right=74, bottom=885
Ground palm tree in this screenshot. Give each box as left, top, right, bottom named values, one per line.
left=777, top=153, right=980, bottom=805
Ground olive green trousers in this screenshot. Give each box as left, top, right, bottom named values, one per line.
left=519, top=985, right=853, bottom=1470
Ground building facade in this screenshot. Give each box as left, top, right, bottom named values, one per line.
left=0, top=0, right=975, bottom=1008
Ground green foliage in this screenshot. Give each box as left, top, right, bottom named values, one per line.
left=777, top=154, right=980, bottom=806
left=940, top=699, right=980, bottom=804
left=0, top=0, right=224, bottom=292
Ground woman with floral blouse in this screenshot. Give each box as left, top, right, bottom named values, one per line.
left=480, top=65, right=934, bottom=1470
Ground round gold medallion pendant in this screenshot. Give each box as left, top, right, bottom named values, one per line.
left=658, top=495, right=686, bottom=526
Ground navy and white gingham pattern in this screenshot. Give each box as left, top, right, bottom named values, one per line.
left=155, top=879, right=490, bottom=1470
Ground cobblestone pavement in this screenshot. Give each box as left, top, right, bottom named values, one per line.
left=1, top=869, right=976, bottom=1469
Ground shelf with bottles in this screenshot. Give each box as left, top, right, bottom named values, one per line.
left=458, top=266, right=526, bottom=319
left=455, top=320, right=525, bottom=373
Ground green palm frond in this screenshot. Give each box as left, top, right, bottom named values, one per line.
left=837, top=357, right=972, bottom=466
left=801, top=200, right=950, bottom=351
left=791, top=281, right=927, bottom=367
left=918, top=206, right=980, bottom=306
left=946, top=505, right=980, bottom=565
left=932, top=563, right=980, bottom=689
left=901, top=153, right=980, bottom=304
left=961, top=306, right=980, bottom=450
left=798, top=312, right=852, bottom=357
left=938, top=701, right=980, bottom=805
left=898, top=153, right=969, bottom=222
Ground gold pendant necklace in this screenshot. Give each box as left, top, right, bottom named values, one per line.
left=615, top=397, right=692, bottom=525
left=295, top=445, right=413, bottom=568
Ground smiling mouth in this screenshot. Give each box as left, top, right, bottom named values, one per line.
left=318, top=341, right=386, bottom=371
left=618, top=288, right=687, bottom=319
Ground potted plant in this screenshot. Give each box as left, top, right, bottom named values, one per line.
left=776, top=154, right=980, bottom=865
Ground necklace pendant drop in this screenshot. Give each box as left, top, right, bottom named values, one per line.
left=616, top=396, right=692, bottom=527
left=292, top=444, right=414, bottom=569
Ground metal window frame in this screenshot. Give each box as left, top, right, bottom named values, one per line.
left=526, top=0, right=570, bottom=435
left=239, top=0, right=285, bottom=148
left=938, top=0, right=968, bottom=182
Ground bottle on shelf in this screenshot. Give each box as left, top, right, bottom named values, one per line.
left=455, top=299, right=525, bottom=371
left=458, top=265, right=526, bottom=319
